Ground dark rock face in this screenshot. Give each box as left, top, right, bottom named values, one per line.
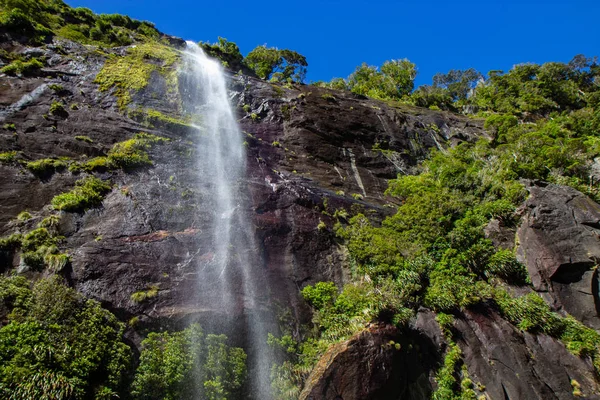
left=0, top=38, right=487, bottom=338
left=2, top=36, right=600, bottom=399
left=517, top=182, right=600, bottom=329
left=299, top=324, right=439, bottom=400
left=456, top=307, right=600, bottom=399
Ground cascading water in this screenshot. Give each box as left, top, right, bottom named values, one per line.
left=179, top=42, right=273, bottom=398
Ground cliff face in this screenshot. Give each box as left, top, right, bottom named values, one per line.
left=1, top=34, right=600, bottom=399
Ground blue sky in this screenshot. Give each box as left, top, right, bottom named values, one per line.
left=67, top=0, right=599, bottom=86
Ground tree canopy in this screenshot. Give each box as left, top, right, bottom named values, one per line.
left=245, top=45, right=308, bottom=83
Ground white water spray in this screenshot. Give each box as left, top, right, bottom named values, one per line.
left=180, top=42, right=272, bottom=398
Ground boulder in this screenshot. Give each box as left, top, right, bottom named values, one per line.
left=299, top=323, right=439, bottom=400
left=517, top=182, right=600, bottom=329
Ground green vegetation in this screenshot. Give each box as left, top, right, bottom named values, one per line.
left=0, top=273, right=246, bottom=399
left=0, top=151, right=17, bottom=163
left=201, top=37, right=244, bottom=71
left=49, top=101, right=67, bottom=116
left=128, top=108, right=191, bottom=130
left=245, top=45, right=307, bottom=83
left=315, top=59, right=417, bottom=101
left=16, top=210, right=31, bottom=221
left=130, top=285, right=159, bottom=303
left=0, top=57, right=43, bottom=76
left=0, top=275, right=131, bottom=399
left=74, top=135, right=93, bottom=143
left=131, top=324, right=247, bottom=400
left=48, top=83, right=64, bottom=92
left=71, top=132, right=168, bottom=172
left=94, top=42, right=179, bottom=109
left=0, top=0, right=160, bottom=46
left=51, top=176, right=111, bottom=212
left=25, top=158, right=68, bottom=176
left=106, top=132, right=168, bottom=169
left=272, top=54, right=600, bottom=396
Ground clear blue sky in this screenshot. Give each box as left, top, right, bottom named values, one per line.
left=66, top=0, right=599, bottom=86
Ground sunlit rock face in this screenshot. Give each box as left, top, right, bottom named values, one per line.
left=3, top=33, right=600, bottom=400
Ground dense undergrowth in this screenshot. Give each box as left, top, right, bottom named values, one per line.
left=269, top=56, right=600, bottom=398
left=0, top=275, right=247, bottom=400
left=0, top=0, right=159, bottom=47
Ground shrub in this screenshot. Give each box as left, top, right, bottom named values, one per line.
left=245, top=45, right=307, bottom=83
left=131, top=324, right=247, bottom=400
left=0, top=276, right=131, bottom=399
left=51, top=176, right=112, bottom=212
left=301, top=281, right=337, bottom=310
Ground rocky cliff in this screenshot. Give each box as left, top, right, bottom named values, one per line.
left=1, top=20, right=600, bottom=400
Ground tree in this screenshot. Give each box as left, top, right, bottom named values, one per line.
left=347, top=59, right=416, bottom=101
left=201, top=37, right=244, bottom=70
left=131, top=324, right=247, bottom=400
left=432, top=68, right=483, bottom=102
left=245, top=45, right=307, bottom=83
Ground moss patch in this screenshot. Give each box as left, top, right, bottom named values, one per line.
left=94, top=42, right=179, bottom=110
left=25, top=158, right=68, bottom=176
left=51, top=176, right=112, bottom=212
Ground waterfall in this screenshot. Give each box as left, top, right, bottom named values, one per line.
left=179, top=41, right=272, bottom=399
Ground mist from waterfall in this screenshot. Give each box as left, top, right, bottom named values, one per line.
left=179, top=41, right=272, bottom=399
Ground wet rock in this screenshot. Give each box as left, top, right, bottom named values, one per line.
left=456, top=306, right=600, bottom=399
left=517, top=182, right=600, bottom=329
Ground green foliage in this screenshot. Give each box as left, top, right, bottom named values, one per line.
left=51, top=176, right=111, bottom=212
left=48, top=83, right=64, bottom=92
left=0, top=275, right=131, bottom=399
left=94, top=42, right=179, bottom=109
left=201, top=37, right=244, bottom=70
left=17, top=227, right=66, bottom=270
left=74, top=135, right=93, bottom=143
left=106, top=132, right=168, bottom=169
left=25, top=158, right=68, bottom=176
left=0, top=151, right=16, bottom=163
left=128, top=108, right=192, bottom=130
left=49, top=100, right=67, bottom=116
left=432, top=68, right=483, bottom=103
left=410, top=85, right=455, bottom=110
left=471, top=56, right=598, bottom=116
left=346, top=59, right=416, bottom=101
left=0, top=57, right=43, bottom=75
left=130, top=285, right=159, bottom=303
left=70, top=132, right=167, bottom=173
left=38, top=214, right=60, bottom=229
left=0, top=0, right=160, bottom=46
left=245, top=45, right=307, bottom=83
left=16, top=210, right=31, bottom=221
left=131, top=324, right=247, bottom=400
left=301, top=281, right=337, bottom=310
left=433, top=342, right=463, bottom=400
left=495, top=289, right=600, bottom=373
